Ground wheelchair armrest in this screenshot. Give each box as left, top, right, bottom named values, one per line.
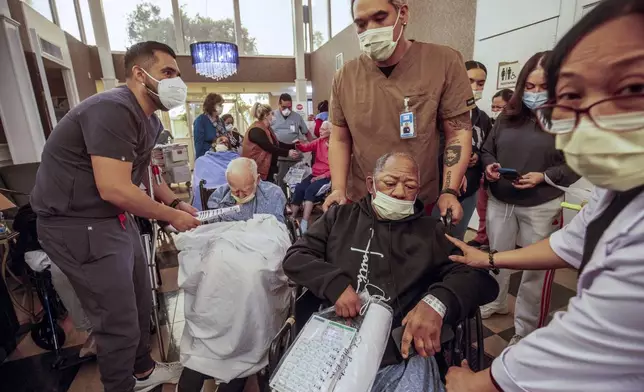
left=440, top=323, right=456, bottom=344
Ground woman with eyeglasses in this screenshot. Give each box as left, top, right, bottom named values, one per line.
left=476, top=52, right=580, bottom=340
left=444, top=0, right=644, bottom=390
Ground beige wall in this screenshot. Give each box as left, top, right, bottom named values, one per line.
left=310, top=0, right=476, bottom=107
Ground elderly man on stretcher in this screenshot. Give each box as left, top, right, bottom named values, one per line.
left=283, top=152, right=499, bottom=392
left=175, top=157, right=290, bottom=392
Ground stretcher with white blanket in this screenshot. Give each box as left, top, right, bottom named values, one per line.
left=175, top=215, right=292, bottom=383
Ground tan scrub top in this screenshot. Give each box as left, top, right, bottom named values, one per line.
left=330, top=41, right=476, bottom=205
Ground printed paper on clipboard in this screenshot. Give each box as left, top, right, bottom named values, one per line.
left=269, top=315, right=357, bottom=392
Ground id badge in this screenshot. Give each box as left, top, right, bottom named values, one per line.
left=289, top=124, right=296, bottom=133
left=400, top=111, right=416, bottom=139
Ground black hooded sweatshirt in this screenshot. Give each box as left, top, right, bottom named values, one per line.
left=282, top=196, right=499, bottom=367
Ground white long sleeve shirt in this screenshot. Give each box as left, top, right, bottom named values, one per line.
left=491, top=188, right=644, bottom=391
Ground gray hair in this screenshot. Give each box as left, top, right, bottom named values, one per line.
left=374, top=152, right=419, bottom=179
left=226, top=157, right=258, bottom=178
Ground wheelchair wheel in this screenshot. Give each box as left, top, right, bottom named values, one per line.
left=31, top=318, right=66, bottom=351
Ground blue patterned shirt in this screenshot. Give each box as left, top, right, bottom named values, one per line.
left=206, top=181, right=286, bottom=223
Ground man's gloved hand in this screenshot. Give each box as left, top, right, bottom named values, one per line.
left=400, top=300, right=443, bottom=359
left=334, top=285, right=361, bottom=318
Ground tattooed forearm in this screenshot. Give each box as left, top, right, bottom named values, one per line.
left=445, top=171, right=452, bottom=189
left=445, top=112, right=472, bottom=132
left=444, top=145, right=462, bottom=167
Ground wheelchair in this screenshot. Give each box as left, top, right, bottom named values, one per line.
left=267, top=286, right=485, bottom=383
left=266, top=209, right=487, bottom=387
left=199, top=179, right=301, bottom=245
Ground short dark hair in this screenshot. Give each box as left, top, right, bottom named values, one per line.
left=351, top=0, right=407, bottom=18
left=202, top=93, right=224, bottom=116
left=465, top=60, right=487, bottom=75
left=221, top=113, right=234, bottom=123
left=318, top=100, right=329, bottom=113
left=545, top=0, right=644, bottom=102
left=493, top=89, right=514, bottom=103
left=124, top=41, right=176, bottom=78
left=279, top=93, right=293, bottom=103
left=503, top=51, right=550, bottom=125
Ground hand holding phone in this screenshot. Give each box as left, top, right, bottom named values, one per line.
left=498, top=168, right=521, bottom=182
left=485, top=163, right=501, bottom=182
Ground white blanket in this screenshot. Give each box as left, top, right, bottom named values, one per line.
left=176, top=215, right=292, bottom=382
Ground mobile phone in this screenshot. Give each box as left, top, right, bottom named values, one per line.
left=498, top=168, right=520, bottom=181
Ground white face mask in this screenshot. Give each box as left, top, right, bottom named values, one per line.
left=358, top=10, right=404, bottom=62
left=225, top=124, right=234, bottom=132
left=522, top=91, right=548, bottom=110
left=281, top=108, right=291, bottom=117
left=473, top=90, right=483, bottom=102
left=214, top=144, right=228, bottom=152
left=141, top=69, right=187, bottom=111
left=490, top=111, right=501, bottom=120
left=215, top=105, right=224, bottom=116
left=555, top=113, right=644, bottom=191
left=371, top=185, right=415, bottom=220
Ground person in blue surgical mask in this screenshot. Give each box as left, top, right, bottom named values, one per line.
left=476, top=52, right=580, bottom=343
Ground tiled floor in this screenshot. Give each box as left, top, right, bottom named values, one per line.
left=0, top=230, right=578, bottom=391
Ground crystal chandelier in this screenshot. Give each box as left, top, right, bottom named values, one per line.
left=190, top=41, right=239, bottom=81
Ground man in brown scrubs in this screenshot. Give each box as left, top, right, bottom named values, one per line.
left=324, top=0, right=475, bottom=223
left=30, top=42, right=200, bottom=392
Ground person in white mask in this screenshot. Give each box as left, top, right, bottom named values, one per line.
left=205, top=158, right=287, bottom=224
left=221, top=113, right=243, bottom=152
left=324, top=0, right=476, bottom=228
left=270, top=93, right=313, bottom=144
left=283, top=152, right=498, bottom=392
left=445, top=1, right=644, bottom=390
left=489, top=89, right=513, bottom=124
left=31, top=41, right=198, bottom=392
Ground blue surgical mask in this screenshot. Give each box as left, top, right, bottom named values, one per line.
left=522, top=91, right=548, bottom=110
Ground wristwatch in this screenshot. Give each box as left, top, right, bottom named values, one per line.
left=169, top=199, right=182, bottom=209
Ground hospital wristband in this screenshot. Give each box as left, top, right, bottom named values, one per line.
left=169, top=199, right=182, bottom=209
left=422, top=295, right=447, bottom=319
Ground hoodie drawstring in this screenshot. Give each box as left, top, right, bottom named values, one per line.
left=504, top=203, right=515, bottom=222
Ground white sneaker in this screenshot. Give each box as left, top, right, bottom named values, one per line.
left=480, top=304, right=509, bottom=319
left=508, top=334, right=523, bottom=346
left=134, top=362, right=183, bottom=392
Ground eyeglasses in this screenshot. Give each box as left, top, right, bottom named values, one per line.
left=535, top=94, right=644, bottom=134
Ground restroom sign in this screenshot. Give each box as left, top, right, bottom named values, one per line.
left=497, top=61, right=520, bottom=89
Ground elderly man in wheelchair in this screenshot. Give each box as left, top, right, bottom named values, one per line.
left=204, top=158, right=286, bottom=223
left=175, top=157, right=291, bottom=392
left=281, top=152, right=499, bottom=391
